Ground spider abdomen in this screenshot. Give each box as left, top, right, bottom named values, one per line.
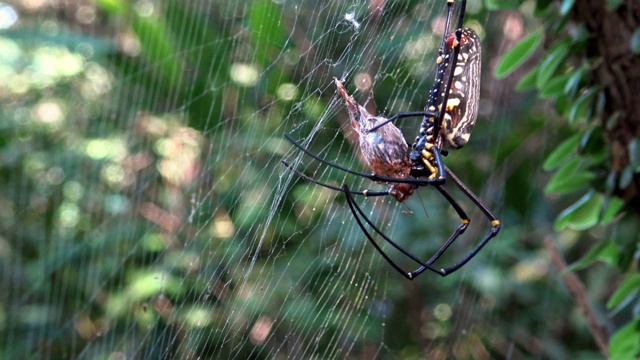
left=441, top=28, right=481, bottom=149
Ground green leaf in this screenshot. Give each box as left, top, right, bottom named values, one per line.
left=631, top=28, right=640, bottom=54
left=96, top=0, right=125, bottom=14
left=566, top=240, right=617, bottom=272
left=494, top=29, right=543, bottom=78
left=554, top=191, right=602, bottom=230
left=515, top=65, right=538, bottom=91
left=568, top=88, right=598, bottom=126
left=601, top=197, right=625, bottom=224
left=564, top=66, right=585, bottom=97
left=609, top=319, right=640, bottom=360
left=536, top=41, right=570, bottom=89
left=535, top=0, right=553, bottom=14
left=579, top=127, right=606, bottom=158
left=540, top=72, right=573, bottom=98
left=607, top=273, right=640, bottom=309
left=543, top=133, right=581, bottom=171
left=545, top=157, right=594, bottom=194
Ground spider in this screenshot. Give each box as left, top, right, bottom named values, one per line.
left=282, top=0, right=501, bottom=280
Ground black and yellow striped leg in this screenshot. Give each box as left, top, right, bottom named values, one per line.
left=340, top=168, right=500, bottom=280
left=434, top=166, right=501, bottom=276
left=343, top=184, right=443, bottom=280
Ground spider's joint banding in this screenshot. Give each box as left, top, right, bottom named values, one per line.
left=492, top=220, right=501, bottom=226
left=422, top=158, right=436, bottom=175
left=462, top=219, right=470, bottom=225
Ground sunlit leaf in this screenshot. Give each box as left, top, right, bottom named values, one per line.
left=95, top=0, right=125, bottom=14
left=494, top=29, right=543, bottom=78
left=607, top=273, right=640, bottom=309
left=554, top=191, right=602, bottom=231
left=608, top=319, right=640, bottom=360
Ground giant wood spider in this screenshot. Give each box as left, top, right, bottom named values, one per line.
left=282, top=0, right=501, bottom=280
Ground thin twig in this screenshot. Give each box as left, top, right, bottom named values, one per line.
left=543, top=237, right=609, bottom=357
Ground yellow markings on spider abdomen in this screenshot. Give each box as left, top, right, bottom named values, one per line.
left=441, top=28, right=482, bottom=150
left=445, top=98, right=461, bottom=111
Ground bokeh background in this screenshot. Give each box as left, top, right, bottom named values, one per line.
left=1, top=0, right=638, bottom=358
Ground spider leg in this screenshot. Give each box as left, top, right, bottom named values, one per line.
left=422, top=184, right=470, bottom=267
left=429, top=0, right=467, bottom=139
left=284, top=133, right=446, bottom=186
left=368, top=110, right=438, bottom=132
left=433, top=166, right=501, bottom=276
left=442, top=0, right=467, bottom=42
left=343, top=184, right=444, bottom=280
left=281, top=159, right=390, bottom=197
left=453, top=0, right=467, bottom=31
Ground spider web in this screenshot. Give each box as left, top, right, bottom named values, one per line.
left=0, top=0, right=575, bottom=358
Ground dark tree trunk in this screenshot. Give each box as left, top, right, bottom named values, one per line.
left=572, top=1, right=640, bottom=211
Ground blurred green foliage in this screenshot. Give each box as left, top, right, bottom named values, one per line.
left=0, top=0, right=637, bottom=359
left=496, top=0, right=640, bottom=358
